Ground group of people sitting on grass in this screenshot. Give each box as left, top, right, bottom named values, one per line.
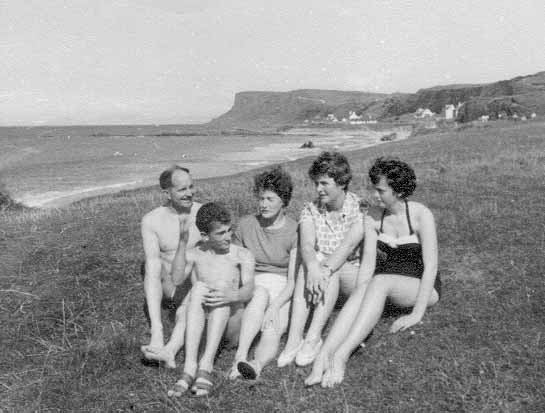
left=139, top=151, right=442, bottom=397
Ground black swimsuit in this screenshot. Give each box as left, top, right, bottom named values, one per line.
left=375, top=201, right=442, bottom=297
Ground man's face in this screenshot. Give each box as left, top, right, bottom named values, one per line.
left=167, top=170, right=194, bottom=211
left=206, top=222, right=232, bottom=254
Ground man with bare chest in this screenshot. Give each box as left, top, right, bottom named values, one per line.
left=140, top=166, right=202, bottom=366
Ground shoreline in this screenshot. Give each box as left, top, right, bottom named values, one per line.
left=14, top=126, right=411, bottom=209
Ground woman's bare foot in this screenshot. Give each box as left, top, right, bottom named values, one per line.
left=321, top=353, right=347, bottom=388
left=228, top=360, right=242, bottom=380
left=304, top=352, right=329, bottom=386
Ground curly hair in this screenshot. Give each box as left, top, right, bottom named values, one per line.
left=159, top=165, right=190, bottom=190
left=196, top=202, right=231, bottom=234
left=308, top=151, right=352, bottom=190
left=253, top=166, right=294, bottom=206
left=368, top=157, right=417, bottom=198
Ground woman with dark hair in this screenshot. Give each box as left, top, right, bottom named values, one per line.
left=305, top=157, right=442, bottom=387
left=277, top=151, right=365, bottom=369
left=229, top=166, right=299, bottom=379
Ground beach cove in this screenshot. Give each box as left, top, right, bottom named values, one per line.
left=1, top=124, right=411, bottom=208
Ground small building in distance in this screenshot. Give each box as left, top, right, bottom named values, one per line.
left=415, top=108, right=435, bottom=118
left=444, top=103, right=463, bottom=120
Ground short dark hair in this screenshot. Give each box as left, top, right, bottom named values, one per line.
left=159, top=165, right=190, bottom=190
left=253, top=166, right=294, bottom=206
left=369, top=157, right=417, bottom=198
left=308, top=151, right=352, bottom=190
left=196, top=202, right=231, bottom=234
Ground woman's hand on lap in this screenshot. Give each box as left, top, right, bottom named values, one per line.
left=389, top=313, right=423, bottom=333
left=305, top=261, right=329, bottom=304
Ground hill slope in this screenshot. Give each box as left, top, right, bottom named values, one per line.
left=207, top=71, right=545, bottom=128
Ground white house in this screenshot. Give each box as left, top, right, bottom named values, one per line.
left=445, top=104, right=457, bottom=120
left=415, top=108, right=434, bottom=118
left=348, top=111, right=362, bottom=121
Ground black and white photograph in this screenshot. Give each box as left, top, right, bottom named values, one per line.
left=1, top=1, right=544, bottom=411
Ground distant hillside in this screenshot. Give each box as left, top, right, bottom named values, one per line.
left=207, top=71, right=545, bottom=128
left=208, top=90, right=391, bottom=128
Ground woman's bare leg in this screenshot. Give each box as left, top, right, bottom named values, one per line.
left=281, top=267, right=308, bottom=354
left=299, top=273, right=340, bottom=352
left=232, top=287, right=269, bottom=367
left=305, top=282, right=367, bottom=385
left=323, top=275, right=438, bottom=387
left=252, top=301, right=290, bottom=374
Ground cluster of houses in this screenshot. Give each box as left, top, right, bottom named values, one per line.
left=304, top=104, right=538, bottom=125
left=414, top=103, right=462, bottom=120
left=304, top=111, right=378, bottom=125
left=416, top=104, right=538, bottom=123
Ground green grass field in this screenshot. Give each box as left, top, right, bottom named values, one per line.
left=1, top=121, right=544, bottom=412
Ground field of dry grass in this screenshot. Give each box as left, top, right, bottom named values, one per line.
left=1, top=120, right=544, bottom=411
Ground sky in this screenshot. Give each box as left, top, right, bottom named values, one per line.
left=1, top=0, right=545, bottom=126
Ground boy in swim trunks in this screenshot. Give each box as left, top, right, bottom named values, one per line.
left=168, top=202, right=255, bottom=397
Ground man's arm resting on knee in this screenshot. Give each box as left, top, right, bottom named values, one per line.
left=142, top=217, right=163, bottom=282
left=170, top=238, right=192, bottom=286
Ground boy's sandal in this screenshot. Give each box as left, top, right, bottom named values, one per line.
left=192, top=369, right=214, bottom=397
left=167, top=372, right=194, bottom=397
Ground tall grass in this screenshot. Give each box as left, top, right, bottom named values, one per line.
left=1, top=121, right=544, bottom=411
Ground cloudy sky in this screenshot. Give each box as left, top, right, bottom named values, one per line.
left=2, top=0, right=544, bottom=125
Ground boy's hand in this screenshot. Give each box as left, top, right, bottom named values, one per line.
left=178, top=215, right=191, bottom=244
left=203, top=287, right=238, bottom=307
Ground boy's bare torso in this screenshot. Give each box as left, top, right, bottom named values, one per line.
left=189, top=244, right=247, bottom=291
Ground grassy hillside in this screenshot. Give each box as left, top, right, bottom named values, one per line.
left=1, top=121, right=544, bottom=411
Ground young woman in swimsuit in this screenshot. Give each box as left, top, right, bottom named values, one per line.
left=305, top=157, right=442, bottom=387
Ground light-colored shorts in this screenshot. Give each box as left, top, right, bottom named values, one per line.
left=254, top=272, right=287, bottom=301
left=316, top=252, right=360, bottom=296
left=253, top=272, right=290, bottom=334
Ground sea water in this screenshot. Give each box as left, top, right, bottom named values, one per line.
left=0, top=124, right=407, bottom=207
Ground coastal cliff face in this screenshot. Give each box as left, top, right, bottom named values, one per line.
left=208, top=90, right=389, bottom=128
left=207, top=71, right=545, bottom=128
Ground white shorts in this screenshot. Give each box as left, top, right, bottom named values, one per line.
left=315, top=252, right=359, bottom=296
left=254, top=272, right=287, bottom=301
left=253, top=272, right=290, bottom=334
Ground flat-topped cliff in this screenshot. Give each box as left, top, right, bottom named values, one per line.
left=207, top=71, right=545, bottom=128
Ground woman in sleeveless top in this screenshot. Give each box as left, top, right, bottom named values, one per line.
left=305, top=157, right=442, bottom=387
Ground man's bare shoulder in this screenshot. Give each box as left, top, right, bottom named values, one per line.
left=142, top=205, right=169, bottom=225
